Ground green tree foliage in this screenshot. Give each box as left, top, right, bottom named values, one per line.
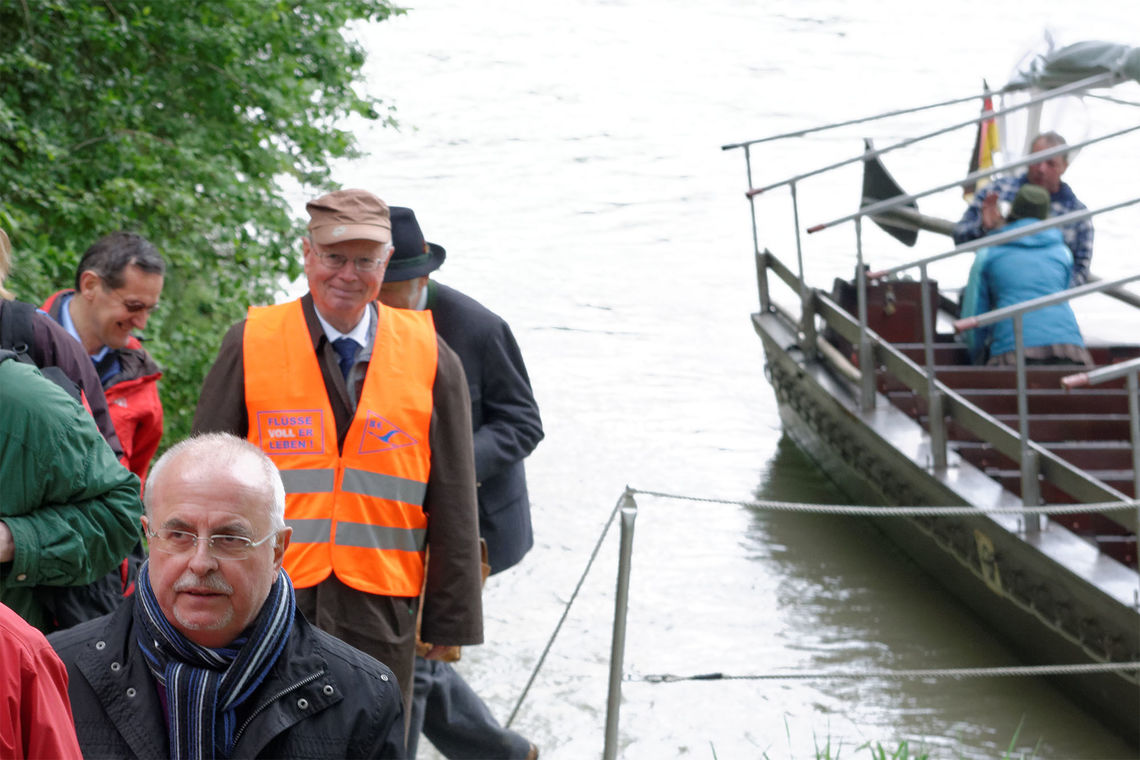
left=0, top=0, right=401, bottom=444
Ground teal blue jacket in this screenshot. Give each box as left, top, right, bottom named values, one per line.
left=961, top=218, right=1084, bottom=362
left=0, top=358, right=141, bottom=630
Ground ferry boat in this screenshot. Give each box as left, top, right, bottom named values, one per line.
left=725, top=40, right=1140, bottom=742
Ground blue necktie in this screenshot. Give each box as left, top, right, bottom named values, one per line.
left=331, top=337, right=361, bottom=380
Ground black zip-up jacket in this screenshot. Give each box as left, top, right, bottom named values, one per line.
left=48, top=598, right=406, bottom=759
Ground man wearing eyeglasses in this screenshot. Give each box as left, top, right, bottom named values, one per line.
left=49, top=433, right=407, bottom=759
left=192, top=189, right=484, bottom=738
left=42, top=231, right=166, bottom=482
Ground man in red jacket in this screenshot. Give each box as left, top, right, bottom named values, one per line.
left=0, top=601, right=82, bottom=759
left=43, top=231, right=165, bottom=482
left=1, top=601, right=83, bottom=756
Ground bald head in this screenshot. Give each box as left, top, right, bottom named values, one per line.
left=144, top=433, right=286, bottom=531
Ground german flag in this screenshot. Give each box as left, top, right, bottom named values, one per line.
left=963, top=81, right=1000, bottom=201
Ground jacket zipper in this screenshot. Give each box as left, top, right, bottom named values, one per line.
left=231, top=669, right=327, bottom=747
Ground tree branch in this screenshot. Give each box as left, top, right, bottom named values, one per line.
left=69, top=129, right=174, bottom=153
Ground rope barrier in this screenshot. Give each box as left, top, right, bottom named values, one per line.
left=504, top=486, right=1140, bottom=733
left=628, top=487, right=1140, bottom=516
left=629, top=661, right=1140, bottom=684
left=504, top=490, right=625, bottom=729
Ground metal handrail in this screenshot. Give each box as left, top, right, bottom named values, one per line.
left=603, top=490, right=637, bottom=760
left=954, top=274, right=1140, bottom=333
left=859, top=196, right=1138, bottom=440
left=950, top=273, right=1140, bottom=511
left=1062, top=356, right=1140, bottom=390
left=810, top=124, right=1140, bottom=233
left=1062, top=359, right=1140, bottom=525
left=720, top=91, right=988, bottom=151
left=868, top=197, right=1140, bottom=280
left=743, top=71, right=1116, bottom=198
left=754, top=247, right=1139, bottom=528
left=738, top=66, right=1138, bottom=513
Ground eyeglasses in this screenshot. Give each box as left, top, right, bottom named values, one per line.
left=103, top=284, right=160, bottom=314
left=146, top=527, right=277, bottom=561
left=313, top=247, right=391, bottom=273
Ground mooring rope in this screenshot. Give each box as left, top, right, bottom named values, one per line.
left=628, top=487, right=1140, bottom=516
left=629, top=661, right=1140, bottom=683
left=501, top=486, right=1139, bottom=728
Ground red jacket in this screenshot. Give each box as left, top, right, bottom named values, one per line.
left=0, top=602, right=82, bottom=759
left=42, top=290, right=163, bottom=482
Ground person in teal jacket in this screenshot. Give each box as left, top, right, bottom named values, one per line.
left=960, top=183, right=1093, bottom=366
left=0, top=356, right=142, bottom=631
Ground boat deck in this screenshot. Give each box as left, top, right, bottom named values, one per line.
left=829, top=280, right=1140, bottom=569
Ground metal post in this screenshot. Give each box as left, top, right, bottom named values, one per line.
left=603, top=490, right=639, bottom=760
left=790, top=180, right=816, bottom=358
left=1014, top=315, right=1041, bottom=526
left=855, top=217, right=875, bottom=410
left=919, top=263, right=947, bottom=469
left=744, top=145, right=770, bottom=314
left=1130, top=375, right=1140, bottom=728
left=755, top=248, right=770, bottom=314
left=1129, top=373, right=1139, bottom=521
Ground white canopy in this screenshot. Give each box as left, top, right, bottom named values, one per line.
left=1004, top=40, right=1140, bottom=91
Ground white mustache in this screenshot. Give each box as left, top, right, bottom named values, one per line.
left=173, top=572, right=233, bottom=595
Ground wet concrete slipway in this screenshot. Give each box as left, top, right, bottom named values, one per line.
left=281, top=0, right=1140, bottom=757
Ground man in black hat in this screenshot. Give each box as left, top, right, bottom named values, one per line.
left=381, top=207, right=543, bottom=760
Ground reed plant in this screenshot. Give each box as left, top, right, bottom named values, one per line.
left=756, top=717, right=1041, bottom=760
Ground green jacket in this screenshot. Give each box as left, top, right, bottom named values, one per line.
left=0, top=358, right=142, bottom=630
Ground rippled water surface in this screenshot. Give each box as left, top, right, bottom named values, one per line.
left=307, top=1, right=1140, bottom=756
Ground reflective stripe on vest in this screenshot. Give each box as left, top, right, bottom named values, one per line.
left=243, top=299, right=437, bottom=596
left=285, top=518, right=426, bottom=552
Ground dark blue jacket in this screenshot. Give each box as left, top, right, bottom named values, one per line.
left=428, top=282, right=544, bottom=574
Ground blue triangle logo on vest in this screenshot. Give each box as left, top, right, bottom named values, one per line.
left=358, top=411, right=418, bottom=454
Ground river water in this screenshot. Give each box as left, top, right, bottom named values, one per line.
left=306, top=1, right=1139, bottom=757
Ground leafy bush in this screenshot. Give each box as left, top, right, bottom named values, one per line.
left=0, top=0, right=401, bottom=444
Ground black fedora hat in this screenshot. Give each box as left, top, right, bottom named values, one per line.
left=384, top=206, right=446, bottom=282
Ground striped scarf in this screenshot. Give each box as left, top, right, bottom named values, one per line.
left=133, top=561, right=295, bottom=760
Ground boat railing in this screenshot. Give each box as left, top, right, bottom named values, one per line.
left=754, top=239, right=1140, bottom=526
left=810, top=125, right=1140, bottom=234
left=849, top=195, right=1136, bottom=482
left=736, top=71, right=1115, bottom=197
left=951, top=274, right=1140, bottom=515
left=1063, top=357, right=1140, bottom=502
left=733, top=66, right=1138, bottom=521
left=865, top=200, right=1137, bottom=280
left=753, top=261, right=1140, bottom=533
left=725, top=71, right=1129, bottom=406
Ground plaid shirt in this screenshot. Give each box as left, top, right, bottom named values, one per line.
left=953, top=174, right=1093, bottom=284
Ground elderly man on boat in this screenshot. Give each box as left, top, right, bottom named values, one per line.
left=953, top=131, right=1093, bottom=285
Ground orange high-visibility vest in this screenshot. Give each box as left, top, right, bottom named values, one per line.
left=243, top=299, right=437, bottom=597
